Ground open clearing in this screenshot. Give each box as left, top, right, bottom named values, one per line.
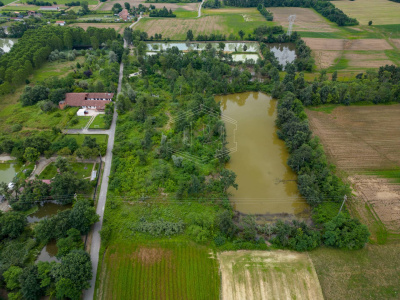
left=70, top=23, right=129, bottom=34
left=307, top=105, right=400, bottom=232
left=135, top=16, right=225, bottom=40
left=218, top=250, right=324, bottom=300
left=268, top=7, right=338, bottom=32
left=96, top=241, right=220, bottom=300
left=334, top=0, right=400, bottom=25
left=310, top=244, right=400, bottom=300
left=100, top=0, right=197, bottom=11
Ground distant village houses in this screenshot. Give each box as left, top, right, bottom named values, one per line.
left=59, top=93, right=114, bottom=110
left=55, top=20, right=66, bottom=26
left=118, top=9, right=130, bottom=21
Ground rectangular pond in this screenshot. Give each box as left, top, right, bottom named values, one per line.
left=216, top=92, right=309, bottom=218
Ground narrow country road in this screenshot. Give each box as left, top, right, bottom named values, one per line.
left=198, top=0, right=205, bottom=18
left=83, top=44, right=124, bottom=300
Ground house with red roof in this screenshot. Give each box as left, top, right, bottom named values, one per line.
left=118, top=9, right=129, bottom=21
left=59, top=93, right=114, bottom=110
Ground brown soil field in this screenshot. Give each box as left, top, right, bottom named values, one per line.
left=218, top=250, right=324, bottom=300
left=307, top=105, right=400, bottom=231
left=69, top=23, right=129, bottom=33
left=313, top=50, right=341, bottom=69
left=303, top=38, right=393, bottom=51
left=349, top=175, right=400, bottom=231
left=135, top=16, right=224, bottom=40
left=100, top=0, right=197, bottom=11
left=345, top=52, right=393, bottom=69
left=268, top=7, right=338, bottom=32
left=392, top=39, right=400, bottom=49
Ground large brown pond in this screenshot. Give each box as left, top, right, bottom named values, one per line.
left=216, top=92, right=309, bottom=218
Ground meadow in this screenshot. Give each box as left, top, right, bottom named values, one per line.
left=39, top=162, right=96, bottom=179
left=66, top=134, right=108, bottom=146
left=96, top=240, right=220, bottom=300
left=89, top=114, right=109, bottom=129
left=66, top=115, right=91, bottom=129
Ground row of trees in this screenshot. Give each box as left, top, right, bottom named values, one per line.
left=149, top=7, right=176, bottom=17
left=257, top=4, right=273, bottom=21
left=223, top=0, right=359, bottom=26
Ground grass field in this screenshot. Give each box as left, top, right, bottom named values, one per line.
left=30, top=56, right=84, bottom=82
left=218, top=250, right=324, bottom=300
left=66, top=116, right=91, bottom=129
left=66, top=134, right=108, bottom=146
left=334, top=0, right=400, bottom=25
left=96, top=241, right=220, bottom=300
left=39, top=162, right=95, bottom=179
left=88, top=114, right=109, bottom=129
left=310, top=244, right=400, bottom=300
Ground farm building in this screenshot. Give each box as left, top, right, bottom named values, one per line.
left=118, top=9, right=130, bottom=21
left=55, top=20, right=66, bottom=26
left=59, top=93, right=114, bottom=110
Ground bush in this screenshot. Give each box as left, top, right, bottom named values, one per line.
left=11, top=124, right=22, bottom=132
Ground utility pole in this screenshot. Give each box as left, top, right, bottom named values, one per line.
left=287, top=15, right=296, bottom=36
left=338, top=195, right=347, bottom=215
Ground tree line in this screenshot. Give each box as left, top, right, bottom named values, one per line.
left=257, top=4, right=273, bottom=21
left=223, top=0, right=359, bottom=26
left=149, top=6, right=176, bottom=17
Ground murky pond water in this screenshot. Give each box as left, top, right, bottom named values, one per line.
left=27, top=202, right=72, bottom=223
left=216, top=92, right=309, bottom=217
left=268, top=43, right=296, bottom=67
left=0, top=38, right=17, bottom=53
left=147, top=42, right=260, bottom=52
left=231, top=54, right=259, bottom=62
left=0, top=163, right=20, bottom=184
left=36, top=240, right=59, bottom=263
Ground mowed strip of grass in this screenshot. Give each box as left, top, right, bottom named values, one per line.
left=88, top=114, right=109, bottom=129
left=66, top=116, right=91, bottom=129
left=39, top=162, right=95, bottom=179
left=66, top=134, right=108, bottom=146
left=97, top=241, right=220, bottom=300
left=310, top=244, right=400, bottom=300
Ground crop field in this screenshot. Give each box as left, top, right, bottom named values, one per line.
left=303, top=38, right=397, bottom=70
left=218, top=250, right=324, bottom=300
left=267, top=7, right=338, bottom=33
left=307, top=105, right=400, bottom=233
left=310, top=244, right=400, bottom=300
left=96, top=241, right=220, bottom=300
left=99, top=0, right=198, bottom=12
left=69, top=23, right=129, bottom=34
left=334, top=0, right=400, bottom=25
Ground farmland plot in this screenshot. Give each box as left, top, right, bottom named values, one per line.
left=97, top=241, right=220, bottom=300
left=218, top=250, right=324, bottom=300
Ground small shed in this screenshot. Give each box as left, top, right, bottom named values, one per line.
left=90, top=170, right=97, bottom=181
left=77, top=108, right=86, bottom=116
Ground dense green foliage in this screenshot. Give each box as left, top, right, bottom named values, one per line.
left=223, top=0, right=359, bottom=26
left=257, top=4, right=273, bottom=21
left=149, top=7, right=176, bottom=17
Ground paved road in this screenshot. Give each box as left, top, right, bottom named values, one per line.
left=129, top=15, right=143, bottom=28
left=83, top=49, right=123, bottom=300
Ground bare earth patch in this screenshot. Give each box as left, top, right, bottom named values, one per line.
left=313, top=50, right=341, bottom=69
left=303, top=38, right=345, bottom=51
left=268, top=7, right=337, bottom=32
left=349, top=175, right=400, bottom=231
left=391, top=39, right=400, bottom=49
left=135, top=16, right=224, bottom=40
left=218, top=250, right=324, bottom=300
left=343, top=39, right=392, bottom=51
left=307, top=105, right=400, bottom=231
left=345, top=52, right=393, bottom=69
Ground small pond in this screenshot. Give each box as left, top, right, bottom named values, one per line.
left=232, top=53, right=260, bottom=62
left=216, top=92, right=309, bottom=218
left=268, top=43, right=296, bottom=67
left=146, top=42, right=260, bottom=53
left=0, top=38, right=17, bottom=53
left=0, top=163, right=20, bottom=184
left=36, top=240, right=59, bottom=263
left=27, top=202, right=72, bottom=223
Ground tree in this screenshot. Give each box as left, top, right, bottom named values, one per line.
left=243, top=45, right=247, bottom=52
left=3, top=266, right=23, bottom=290
left=20, top=85, right=49, bottom=106
left=124, top=2, right=130, bottom=10
left=368, top=20, right=372, bottom=26
left=0, top=211, right=27, bottom=239
left=220, top=169, right=238, bottom=192
left=323, top=213, right=370, bottom=250
left=238, top=30, right=245, bottom=40
left=69, top=200, right=99, bottom=235
left=186, top=29, right=194, bottom=41
left=24, top=147, right=39, bottom=163
left=332, top=70, right=338, bottom=82
left=82, top=136, right=98, bottom=149
left=56, top=228, right=83, bottom=258
left=217, top=210, right=237, bottom=238
left=218, top=42, right=225, bottom=51
left=20, top=265, right=43, bottom=300
left=50, top=172, right=90, bottom=204
left=55, top=156, right=71, bottom=173
left=54, top=250, right=92, bottom=300
left=112, top=3, right=123, bottom=14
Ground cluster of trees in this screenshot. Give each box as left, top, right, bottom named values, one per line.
left=223, top=0, right=358, bottom=26
left=1, top=157, right=93, bottom=210
left=0, top=26, right=121, bottom=94
left=257, top=4, right=273, bottom=21
left=26, top=0, right=52, bottom=5
left=0, top=199, right=98, bottom=299
left=203, top=0, right=221, bottom=8
left=149, top=6, right=176, bottom=17
left=65, top=1, right=82, bottom=6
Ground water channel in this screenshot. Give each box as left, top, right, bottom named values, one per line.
left=216, top=92, right=309, bottom=219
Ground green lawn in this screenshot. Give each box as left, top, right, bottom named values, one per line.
left=66, top=116, right=91, bottom=129
left=175, top=8, right=198, bottom=18
left=89, top=114, right=109, bottom=129
left=30, top=56, right=84, bottom=82
left=66, top=134, right=108, bottom=146
left=39, top=162, right=96, bottom=180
